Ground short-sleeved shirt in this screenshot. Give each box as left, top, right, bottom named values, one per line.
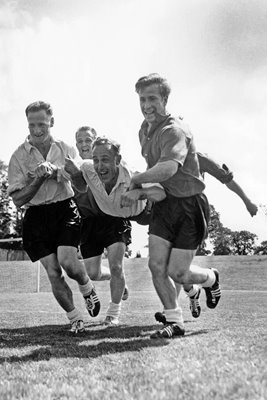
left=139, top=115, right=205, bottom=197
left=80, top=160, right=145, bottom=218
left=8, top=136, right=76, bottom=207
left=197, top=152, right=233, bottom=184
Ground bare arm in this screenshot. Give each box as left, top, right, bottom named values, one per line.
left=131, top=160, right=178, bottom=186
left=10, top=162, right=55, bottom=208
left=120, top=186, right=166, bottom=208
left=226, top=180, right=258, bottom=217
left=11, top=176, right=47, bottom=208
left=64, top=157, right=87, bottom=192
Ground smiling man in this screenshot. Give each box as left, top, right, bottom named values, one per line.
left=7, top=101, right=101, bottom=334
left=121, top=73, right=222, bottom=339
left=65, top=136, right=166, bottom=326
left=74, top=127, right=129, bottom=298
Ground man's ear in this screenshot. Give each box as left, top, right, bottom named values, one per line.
left=50, top=117, right=54, bottom=127
left=116, top=154, right=122, bottom=165
left=163, top=96, right=168, bottom=106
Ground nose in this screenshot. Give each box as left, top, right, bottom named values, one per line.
left=33, top=126, right=42, bottom=134
left=98, top=160, right=104, bottom=170
left=142, top=99, right=152, bottom=111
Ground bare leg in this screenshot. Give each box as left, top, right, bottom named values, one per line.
left=106, top=242, right=126, bottom=304
left=57, top=246, right=91, bottom=285
left=83, top=256, right=111, bottom=281
left=168, top=249, right=210, bottom=285
left=148, top=234, right=177, bottom=309
left=40, top=253, right=75, bottom=312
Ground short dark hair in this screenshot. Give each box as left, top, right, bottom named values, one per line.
left=75, top=126, right=97, bottom=141
left=25, top=101, right=53, bottom=117
left=135, top=73, right=171, bottom=99
left=92, top=136, right=121, bottom=157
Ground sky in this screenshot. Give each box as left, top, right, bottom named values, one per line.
left=0, top=0, right=266, bottom=255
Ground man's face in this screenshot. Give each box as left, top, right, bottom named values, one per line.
left=27, top=110, right=53, bottom=145
left=138, top=84, right=167, bottom=124
left=92, top=144, right=120, bottom=186
left=76, top=130, right=94, bottom=159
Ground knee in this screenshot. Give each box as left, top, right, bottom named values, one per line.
left=46, top=268, right=64, bottom=285
left=88, top=270, right=101, bottom=281
left=60, top=257, right=83, bottom=280
left=110, top=264, right=123, bottom=279
left=148, top=259, right=166, bottom=278
left=169, top=267, right=188, bottom=284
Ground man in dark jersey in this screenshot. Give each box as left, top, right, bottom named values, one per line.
left=121, top=74, right=221, bottom=338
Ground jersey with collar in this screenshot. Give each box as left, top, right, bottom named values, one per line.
left=139, top=114, right=205, bottom=197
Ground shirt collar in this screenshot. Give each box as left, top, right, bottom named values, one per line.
left=24, top=135, right=55, bottom=153
left=141, top=114, right=170, bottom=137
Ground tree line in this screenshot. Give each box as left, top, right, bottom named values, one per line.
left=0, top=160, right=266, bottom=255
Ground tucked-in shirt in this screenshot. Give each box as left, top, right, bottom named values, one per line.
left=74, top=187, right=105, bottom=218
left=80, top=160, right=145, bottom=218
left=8, top=136, right=77, bottom=207
left=139, top=114, right=205, bottom=197
left=197, top=152, right=233, bottom=184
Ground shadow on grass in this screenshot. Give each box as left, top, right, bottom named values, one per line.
left=0, top=323, right=209, bottom=363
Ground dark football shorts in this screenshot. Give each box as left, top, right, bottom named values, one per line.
left=149, top=193, right=210, bottom=250
left=23, top=198, right=81, bottom=262
left=129, top=200, right=153, bottom=225
left=80, top=215, right=132, bottom=259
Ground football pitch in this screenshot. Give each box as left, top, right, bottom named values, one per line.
left=0, top=256, right=266, bottom=400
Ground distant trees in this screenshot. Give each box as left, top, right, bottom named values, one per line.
left=0, top=160, right=13, bottom=237
left=0, top=160, right=23, bottom=249
left=254, top=240, right=267, bottom=255
left=206, top=205, right=259, bottom=255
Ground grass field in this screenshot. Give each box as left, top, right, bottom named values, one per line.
left=0, top=255, right=266, bottom=400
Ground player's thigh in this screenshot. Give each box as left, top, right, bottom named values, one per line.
left=57, top=245, right=80, bottom=270
left=168, top=248, right=196, bottom=279
left=148, top=234, right=172, bottom=274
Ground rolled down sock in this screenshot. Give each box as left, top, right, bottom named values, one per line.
left=78, top=278, right=94, bottom=296
left=106, top=301, right=121, bottom=319
left=164, top=307, right=184, bottom=329
left=66, top=308, right=83, bottom=323
left=201, top=269, right=216, bottom=288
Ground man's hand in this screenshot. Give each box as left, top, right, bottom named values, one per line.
left=64, top=156, right=80, bottom=177
left=35, top=162, right=54, bottom=178
left=120, top=189, right=142, bottom=208
left=245, top=201, right=258, bottom=217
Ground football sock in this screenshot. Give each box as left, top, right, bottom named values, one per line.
left=184, top=284, right=199, bottom=297
left=79, top=278, right=94, bottom=297
left=106, top=301, right=121, bottom=319
left=201, top=269, right=216, bottom=288
left=67, top=308, right=83, bottom=323
left=164, top=307, right=184, bottom=328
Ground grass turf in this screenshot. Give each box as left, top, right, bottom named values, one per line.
left=0, top=255, right=266, bottom=400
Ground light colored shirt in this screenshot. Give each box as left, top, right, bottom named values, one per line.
left=139, top=114, right=205, bottom=197
left=80, top=160, right=145, bottom=218
left=8, top=136, right=77, bottom=207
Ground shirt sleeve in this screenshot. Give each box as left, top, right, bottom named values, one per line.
left=7, top=154, right=27, bottom=195
left=158, top=127, right=189, bottom=166
left=80, top=160, right=95, bottom=184
left=197, top=152, right=234, bottom=184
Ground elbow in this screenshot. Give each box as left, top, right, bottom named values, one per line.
left=11, top=193, right=24, bottom=208
left=164, top=164, right=178, bottom=180
left=13, top=197, right=24, bottom=208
